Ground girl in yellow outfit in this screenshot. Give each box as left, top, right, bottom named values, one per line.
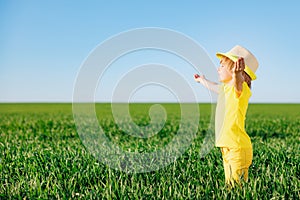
left=194, top=45, right=259, bottom=186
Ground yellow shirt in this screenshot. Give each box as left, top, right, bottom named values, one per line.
left=215, top=82, right=252, bottom=148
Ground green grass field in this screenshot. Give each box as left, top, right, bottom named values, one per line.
left=0, top=103, right=299, bottom=199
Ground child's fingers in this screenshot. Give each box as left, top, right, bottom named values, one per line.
left=239, top=58, right=245, bottom=70
left=233, top=61, right=239, bottom=72
left=235, top=58, right=245, bottom=72
left=194, top=74, right=200, bottom=78
left=194, top=74, right=205, bottom=82
left=240, top=58, right=245, bottom=69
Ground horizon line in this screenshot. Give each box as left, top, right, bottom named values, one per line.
left=0, top=101, right=300, bottom=104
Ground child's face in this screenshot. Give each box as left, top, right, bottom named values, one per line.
left=218, top=59, right=232, bottom=83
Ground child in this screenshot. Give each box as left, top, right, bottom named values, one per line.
left=194, top=45, right=259, bottom=186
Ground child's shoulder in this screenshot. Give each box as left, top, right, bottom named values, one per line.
left=223, top=82, right=251, bottom=99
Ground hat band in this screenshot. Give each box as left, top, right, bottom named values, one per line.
left=244, top=66, right=256, bottom=80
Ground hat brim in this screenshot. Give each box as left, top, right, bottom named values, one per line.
left=216, top=52, right=257, bottom=80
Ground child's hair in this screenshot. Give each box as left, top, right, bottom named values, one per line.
left=242, top=71, right=252, bottom=89
left=222, top=57, right=252, bottom=89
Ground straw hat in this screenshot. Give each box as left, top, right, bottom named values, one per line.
left=216, top=45, right=259, bottom=80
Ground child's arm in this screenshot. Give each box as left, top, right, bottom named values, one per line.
left=232, top=57, right=245, bottom=96
left=194, top=74, right=219, bottom=94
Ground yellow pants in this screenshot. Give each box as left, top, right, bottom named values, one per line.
left=221, top=147, right=253, bottom=186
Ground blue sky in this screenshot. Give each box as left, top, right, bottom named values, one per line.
left=1, top=0, right=299, bottom=103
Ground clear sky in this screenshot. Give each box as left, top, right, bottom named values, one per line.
left=1, top=0, right=299, bottom=103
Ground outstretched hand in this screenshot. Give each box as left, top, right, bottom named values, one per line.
left=232, top=57, right=245, bottom=94
left=233, top=57, right=245, bottom=75
left=194, top=73, right=219, bottom=94
left=194, top=74, right=206, bottom=83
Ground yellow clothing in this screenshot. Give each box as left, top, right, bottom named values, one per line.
left=221, top=147, right=253, bottom=185
left=215, top=82, right=253, bottom=185
left=215, top=82, right=252, bottom=148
